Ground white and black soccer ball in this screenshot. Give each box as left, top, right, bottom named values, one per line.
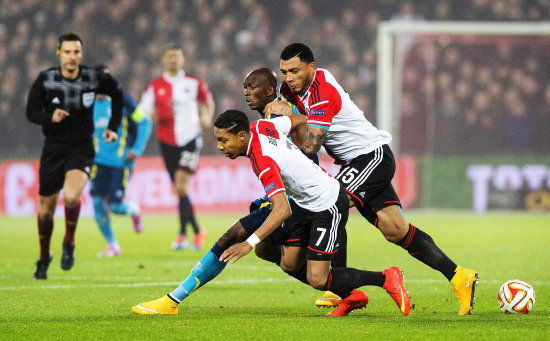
left=497, top=279, right=535, bottom=314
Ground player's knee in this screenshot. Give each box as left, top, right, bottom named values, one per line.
left=176, top=188, right=188, bottom=197
left=280, top=260, right=301, bottom=275
left=254, top=243, right=269, bottom=261
left=174, top=179, right=190, bottom=197
left=306, top=272, right=328, bottom=290
left=377, top=211, right=407, bottom=243
left=107, top=202, right=125, bottom=214
left=38, top=209, right=54, bottom=221
left=63, top=194, right=81, bottom=208
left=255, top=242, right=281, bottom=264
left=38, top=196, right=56, bottom=219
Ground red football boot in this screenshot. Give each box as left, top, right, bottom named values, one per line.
left=382, top=266, right=411, bottom=316
left=325, top=289, right=368, bottom=317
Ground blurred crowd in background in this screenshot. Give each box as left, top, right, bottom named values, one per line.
left=1, top=0, right=549, bottom=157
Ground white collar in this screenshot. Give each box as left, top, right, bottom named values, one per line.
left=163, top=70, right=185, bottom=80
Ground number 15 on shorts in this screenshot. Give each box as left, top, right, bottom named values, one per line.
left=336, top=166, right=359, bottom=184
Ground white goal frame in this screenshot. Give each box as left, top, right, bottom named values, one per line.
left=376, top=21, right=550, bottom=154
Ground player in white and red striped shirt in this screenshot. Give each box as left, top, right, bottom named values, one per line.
left=267, top=43, right=478, bottom=316
left=213, top=110, right=409, bottom=317
left=139, top=44, right=215, bottom=251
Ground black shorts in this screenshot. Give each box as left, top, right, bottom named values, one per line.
left=160, top=136, right=202, bottom=180
left=39, top=140, right=94, bottom=196
left=335, top=144, right=401, bottom=226
left=264, top=186, right=349, bottom=261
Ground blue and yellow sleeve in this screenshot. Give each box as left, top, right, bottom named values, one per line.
left=128, top=106, right=152, bottom=157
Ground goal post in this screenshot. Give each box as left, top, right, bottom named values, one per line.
left=376, top=21, right=550, bottom=211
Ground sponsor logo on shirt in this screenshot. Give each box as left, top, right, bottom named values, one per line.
left=95, top=117, right=110, bottom=129
left=264, top=182, right=276, bottom=193
left=310, top=109, right=325, bottom=116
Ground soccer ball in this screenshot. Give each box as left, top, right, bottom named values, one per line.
left=497, top=279, right=535, bottom=314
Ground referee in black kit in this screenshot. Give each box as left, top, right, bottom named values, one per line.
left=26, top=33, right=123, bottom=280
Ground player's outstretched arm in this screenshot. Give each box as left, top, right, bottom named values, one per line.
left=220, top=192, right=291, bottom=264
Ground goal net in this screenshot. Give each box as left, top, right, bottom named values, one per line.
left=377, top=21, right=550, bottom=212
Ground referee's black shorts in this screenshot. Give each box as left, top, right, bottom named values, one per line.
left=39, top=139, right=94, bottom=196
left=335, top=144, right=401, bottom=227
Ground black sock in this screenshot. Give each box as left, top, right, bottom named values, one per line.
left=180, top=195, right=199, bottom=234
left=398, top=224, right=457, bottom=281
left=324, top=267, right=385, bottom=299
left=178, top=196, right=188, bottom=236
left=331, top=229, right=347, bottom=268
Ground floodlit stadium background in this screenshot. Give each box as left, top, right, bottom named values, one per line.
left=1, top=0, right=549, bottom=215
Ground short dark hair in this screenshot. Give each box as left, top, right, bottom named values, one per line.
left=215, top=110, right=250, bottom=134
left=247, top=68, right=277, bottom=89
left=280, top=43, right=314, bottom=63
left=58, top=33, right=82, bottom=49
left=162, top=43, right=183, bottom=55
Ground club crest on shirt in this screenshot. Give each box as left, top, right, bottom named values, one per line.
left=264, top=182, right=276, bottom=193
left=310, top=109, right=325, bottom=116
left=82, top=92, right=95, bottom=108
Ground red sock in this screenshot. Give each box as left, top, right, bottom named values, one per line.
left=38, top=215, right=54, bottom=260
left=63, top=202, right=80, bottom=244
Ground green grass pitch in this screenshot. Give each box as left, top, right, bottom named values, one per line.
left=1, top=211, right=549, bottom=340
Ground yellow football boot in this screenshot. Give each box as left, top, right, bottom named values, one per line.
left=450, top=266, right=479, bottom=315
left=132, top=295, right=179, bottom=315
left=315, top=291, right=342, bottom=308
